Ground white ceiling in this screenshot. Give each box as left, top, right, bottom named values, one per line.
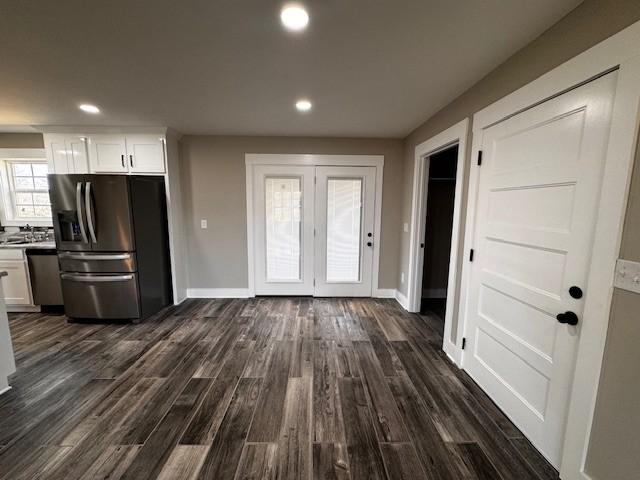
left=0, top=0, right=582, bottom=137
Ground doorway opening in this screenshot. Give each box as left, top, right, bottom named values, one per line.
left=246, top=154, right=384, bottom=298
left=419, top=145, right=458, bottom=335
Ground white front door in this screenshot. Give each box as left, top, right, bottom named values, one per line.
left=253, top=164, right=376, bottom=297
left=314, top=166, right=376, bottom=297
left=463, top=73, right=616, bottom=466
left=253, top=165, right=315, bottom=295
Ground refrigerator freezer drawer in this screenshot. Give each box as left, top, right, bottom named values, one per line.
left=61, top=272, right=140, bottom=319
left=58, top=252, right=137, bottom=273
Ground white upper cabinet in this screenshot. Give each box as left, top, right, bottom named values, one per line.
left=44, top=131, right=167, bottom=175
left=125, top=135, right=165, bottom=173
left=44, top=134, right=89, bottom=174
left=89, top=134, right=165, bottom=174
left=89, top=135, right=128, bottom=173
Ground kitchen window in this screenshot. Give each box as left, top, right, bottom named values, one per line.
left=8, top=161, right=51, bottom=219
left=0, top=150, right=52, bottom=226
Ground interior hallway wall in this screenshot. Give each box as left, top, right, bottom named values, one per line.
left=395, top=1, right=640, bottom=478
left=180, top=135, right=403, bottom=290
left=585, top=128, right=640, bottom=480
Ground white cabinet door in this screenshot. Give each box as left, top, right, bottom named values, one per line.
left=67, top=137, right=89, bottom=173
left=462, top=73, right=616, bottom=467
left=0, top=260, right=32, bottom=305
left=314, top=166, right=376, bottom=297
left=44, top=135, right=89, bottom=174
left=45, top=135, right=71, bottom=173
left=89, top=135, right=128, bottom=173
left=126, top=135, right=165, bottom=173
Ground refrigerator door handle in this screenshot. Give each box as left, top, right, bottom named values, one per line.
left=75, top=182, right=88, bottom=243
left=58, top=253, right=131, bottom=261
left=85, top=181, right=97, bottom=244
left=61, top=273, right=134, bottom=282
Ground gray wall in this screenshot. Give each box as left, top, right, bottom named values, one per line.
left=398, top=0, right=640, bottom=299
left=394, top=1, right=640, bottom=477
left=585, top=129, right=640, bottom=480
left=0, top=133, right=43, bottom=149
left=180, top=135, right=403, bottom=290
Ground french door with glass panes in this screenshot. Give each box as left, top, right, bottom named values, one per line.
left=253, top=164, right=376, bottom=296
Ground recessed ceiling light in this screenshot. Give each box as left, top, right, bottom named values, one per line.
left=79, top=104, right=100, bottom=114
left=295, top=99, right=312, bottom=112
left=280, top=4, right=309, bottom=32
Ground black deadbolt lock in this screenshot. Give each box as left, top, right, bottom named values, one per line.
left=367, top=232, right=372, bottom=237
left=569, top=286, right=583, bottom=299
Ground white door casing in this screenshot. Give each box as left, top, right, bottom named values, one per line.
left=462, top=73, right=617, bottom=467
left=314, top=166, right=376, bottom=297
left=253, top=165, right=315, bottom=295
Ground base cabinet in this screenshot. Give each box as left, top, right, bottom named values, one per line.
left=0, top=260, right=32, bottom=306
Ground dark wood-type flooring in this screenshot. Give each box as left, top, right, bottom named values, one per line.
left=0, top=298, right=558, bottom=479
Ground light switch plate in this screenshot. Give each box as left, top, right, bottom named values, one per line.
left=403, top=223, right=409, bottom=233
left=614, top=259, right=640, bottom=294
left=200, top=219, right=207, bottom=229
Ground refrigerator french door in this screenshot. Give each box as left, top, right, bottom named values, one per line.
left=49, top=174, right=171, bottom=321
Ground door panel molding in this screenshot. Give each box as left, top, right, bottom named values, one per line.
left=245, top=154, right=384, bottom=297
left=457, top=21, right=640, bottom=480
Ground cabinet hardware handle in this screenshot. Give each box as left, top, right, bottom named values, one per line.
left=121, top=155, right=125, bottom=168
left=129, top=155, right=133, bottom=168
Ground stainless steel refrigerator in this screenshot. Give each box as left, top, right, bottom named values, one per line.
left=49, top=174, right=172, bottom=321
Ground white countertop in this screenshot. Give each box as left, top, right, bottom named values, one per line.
left=0, top=241, right=56, bottom=250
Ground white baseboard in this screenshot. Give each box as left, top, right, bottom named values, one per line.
left=0, top=377, right=10, bottom=396
left=187, top=288, right=253, bottom=299
left=173, top=296, right=188, bottom=306
left=373, top=288, right=396, bottom=298
left=6, top=305, right=40, bottom=313
left=395, top=289, right=410, bottom=310
left=443, top=340, right=462, bottom=368
left=185, top=287, right=413, bottom=307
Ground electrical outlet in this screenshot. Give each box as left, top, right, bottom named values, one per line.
left=200, top=219, right=208, bottom=229
left=401, top=272, right=405, bottom=283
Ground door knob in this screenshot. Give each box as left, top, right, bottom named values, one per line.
left=556, top=311, right=579, bottom=326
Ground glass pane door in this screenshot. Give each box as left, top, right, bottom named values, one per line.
left=265, top=177, right=302, bottom=281
left=315, top=166, right=376, bottom=297
left=253, top=165, right=314, bottom=295
left=326, top=178, right=363, bottom=282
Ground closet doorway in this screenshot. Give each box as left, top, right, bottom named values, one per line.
left=406, top=118, right=468, bottom=363
left=419, top=145, right=458, bottom=332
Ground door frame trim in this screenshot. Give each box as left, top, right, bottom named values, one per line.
left=457, top=20, right=640, bottom=480
left=245, top=154, right=385, bottom=297
left=407, top=119, right=468, bottom=367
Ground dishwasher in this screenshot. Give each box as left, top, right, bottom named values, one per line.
left=26, top=249, right=63, bottom=307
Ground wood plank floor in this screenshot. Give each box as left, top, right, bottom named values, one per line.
left=0, top=298, right=559, bottom=479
